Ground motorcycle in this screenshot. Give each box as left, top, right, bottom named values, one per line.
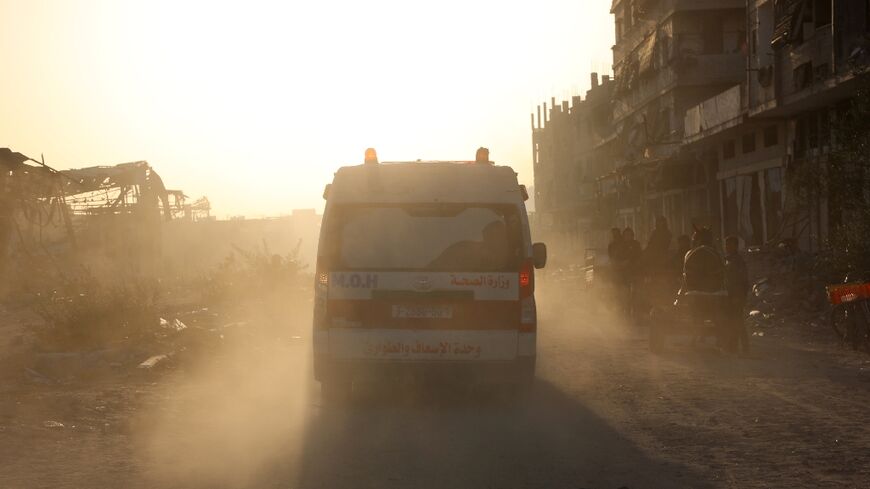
left=649, top=289, right=731, bottom=353
left=827, top=272, right=870, bottom=352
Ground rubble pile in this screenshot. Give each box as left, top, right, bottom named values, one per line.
left=743, top=244, right=830, bottom=339
left=9, top=301, right=275, bottom=385
left=4, top=244, right=311, bottom=385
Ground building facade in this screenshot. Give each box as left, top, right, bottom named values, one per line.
left=686, top=0, right=870, bottom=250
left=532, top=0, right=870, bottom=256
left=532, top=74, right=615, bottom=257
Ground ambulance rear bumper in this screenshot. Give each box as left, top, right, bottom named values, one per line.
left=312, top=329, right=536, bottom=384
left=314, top=355, right=536, bottom=384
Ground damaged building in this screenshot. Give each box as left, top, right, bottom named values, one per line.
left=2, top=146, right=319, bottom=287
left=0, top=148, right=209, bottom=279
left=532, top=0, right=870, bottom=253
left=685, top=0, right=870, bottom=250
left=604, top=0, right=746, bottom=240
left=532, top=73, right=615, bottom=253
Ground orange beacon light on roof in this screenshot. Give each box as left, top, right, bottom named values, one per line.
left=364, top=148, right=378, bottom=164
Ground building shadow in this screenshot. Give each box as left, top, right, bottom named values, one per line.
left=267, top=379, right=714, bottom=489
left=650, top=332, right=870, bottom=389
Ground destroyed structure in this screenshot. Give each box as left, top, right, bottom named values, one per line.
left=0, top=149, right=211, bottom=277
left=533, top=0, right=870, bottom=254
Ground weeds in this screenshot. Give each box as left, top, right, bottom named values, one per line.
left=32, top=270, right=161, bottom=351
left=202, top=239, right=309, bottom=305
left=8, top=238, right=311, bottom=352
left=197, top=240, right=311, bottom=337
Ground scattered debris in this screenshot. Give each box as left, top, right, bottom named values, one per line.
left=159, top=317, right=188, bottom=332
left=753, top=278, right=771, bottom=298
left=23, top=368, right=55, bottom=385
left=138, top=354, right=170, bottom=369
left=34, top=349, right=143, bottom=378
left=218, top=321, right=248, bottom=330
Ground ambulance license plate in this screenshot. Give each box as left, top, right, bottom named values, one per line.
left=392, top=305, right=453, bottom=319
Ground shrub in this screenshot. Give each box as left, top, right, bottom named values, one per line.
left=32, top=270, right=160, bottom=350
left=201, top=239, right=310, bottom=306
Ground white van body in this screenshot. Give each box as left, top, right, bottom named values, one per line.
left=313, top=160, right=543, bottom=392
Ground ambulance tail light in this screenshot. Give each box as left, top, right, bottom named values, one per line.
left=519, top=258, right=536, bottom=332
left=519, top=258, right=534, bottom=297
left=313, top=267, right=329, bottom=329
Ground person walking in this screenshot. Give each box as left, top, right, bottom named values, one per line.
left=672, top=234, right=692, bottom=292
left=607, top=228, right=626, bottom=312
left=607, top=227, right=623, bottom=263
left=681, top=227, right=724, bottom=293
left=643, top=216, right=673, bottom=312
left=680, top=227, right=727, bottom=349
left=724, top=235, right=750, bottom=354
left=622, top=227, right=643, bottom=322
left=622, top=227, right=642, bottom=271
left=645, top=216, right=672, bottom=273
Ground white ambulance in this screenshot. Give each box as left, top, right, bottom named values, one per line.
left=313, top=148, right=546, bottom=398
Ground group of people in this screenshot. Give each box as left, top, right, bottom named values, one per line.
left=606, top=217, right=687, bottom=315
left=606, top=217, right=750, bottom=354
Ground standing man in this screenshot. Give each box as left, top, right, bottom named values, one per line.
left=680, top=227, right=727, bottom=349
left=644, top=216, right=673, bottom=311
left=673, top=234, right=692, bottom=289
left=682, top=227, right=724, bottom=293
left=607, top=227, right=623, bottom=263
left=645, top=216, right=672, bottom=272
left=607, top=228, right=625, bottom=311
left=622, top=228, right=643, bottom=269
left=724, top=235, right=750, bottom=354
left=622, top=227, right=643, bottom=321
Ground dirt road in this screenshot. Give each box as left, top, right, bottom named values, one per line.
left=2, top=290, right=870, bottom=489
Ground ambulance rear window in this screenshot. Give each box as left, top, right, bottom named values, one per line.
left=325, top=204, right=522, bottom=272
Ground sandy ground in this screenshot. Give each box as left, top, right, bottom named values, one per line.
left=1, top=287, right=870, bottom=489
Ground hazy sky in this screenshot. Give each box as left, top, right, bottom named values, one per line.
left=1, top=0, right=613, bottom=217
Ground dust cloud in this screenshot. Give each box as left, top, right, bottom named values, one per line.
left=138, top=344, right=312, bottom=486
left=123, top=214, right=616, bottom=487
left=134, top=291, right=316, bottom=488
left=129, top=254, right=635, bottom=489
left=8, top=223, right=870, bottom=488
left=534, top=230, right=632, bottom=339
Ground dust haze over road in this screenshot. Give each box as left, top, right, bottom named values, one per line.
left=129, top=284, right=700, bottom=489
left=2, top=279, right=870, bottom=489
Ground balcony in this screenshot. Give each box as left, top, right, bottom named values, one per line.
left=779, top=29, right=835, bottom=103
left=683, top=84, right=745, bottom=144
left=613, top=53, right=745, bottom=124
left=673, top=0, right=744, bottom=11
left=675, top=53, right=745, bottom=87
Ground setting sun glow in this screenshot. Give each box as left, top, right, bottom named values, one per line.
left=1, top=0, right=613, bottom=216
